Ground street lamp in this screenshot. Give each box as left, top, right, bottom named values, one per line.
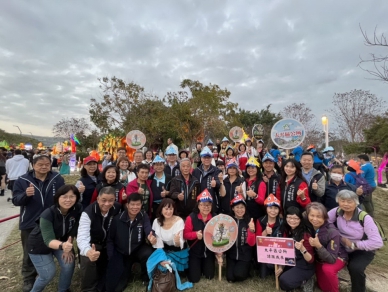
left=321, top=115, right=329, bottom=148
left=13, top=125, right=22, bottom=135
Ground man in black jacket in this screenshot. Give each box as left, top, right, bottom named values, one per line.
left=12, top=155, right=65, bottom=292
left=106, top=193, right=156, bottom=292
left=77, top=186, right=121, bottom=292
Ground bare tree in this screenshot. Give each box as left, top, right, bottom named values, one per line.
left=281, top=103, right=320, bottom=146
left=328, top=89, right=386, bottom=142
left=52, top=117, right=90, bottom=138
left=359, top=25, right=388, bottom=83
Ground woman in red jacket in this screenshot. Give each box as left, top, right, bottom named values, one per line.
left=276, top=159, right=310, bottom=216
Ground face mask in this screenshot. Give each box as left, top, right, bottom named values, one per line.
left=327, top=151, right=333, bottom=156
left=213, top=153, right=218, bottom=158
left=331, top=173, right=343, bottom=182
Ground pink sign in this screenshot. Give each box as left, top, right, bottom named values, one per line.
left=256, top=236, right=296, bottom=266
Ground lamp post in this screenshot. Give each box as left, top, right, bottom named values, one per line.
left=13, top=125, right=22, bottom=135
left=321, top=115, right=329, bottom=148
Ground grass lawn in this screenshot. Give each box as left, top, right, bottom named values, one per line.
left=0, top=175, right=386, bottom=291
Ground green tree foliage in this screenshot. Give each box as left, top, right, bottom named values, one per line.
left=236, top=105, right=282, bottom=143
left=363, top=115, right=388, bottom=153
left=166, top=79, right=238, bottom=146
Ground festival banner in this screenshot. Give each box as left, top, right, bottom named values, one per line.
left=126, top=130, right=146, bottom=150
left=69, top=152, right=77, bottom=172
left=270, top=118, right=305, bottom=149
left=256, top=236, right=296, bottom=266
left=252, top=124, right=264, bottom=140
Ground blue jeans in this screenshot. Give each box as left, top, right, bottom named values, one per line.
left=29, top=250, right=75, bottom=292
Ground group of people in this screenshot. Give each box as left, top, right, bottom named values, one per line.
left=2, top=137, right=384, bottom=292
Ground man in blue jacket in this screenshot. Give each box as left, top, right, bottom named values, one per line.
left=12, top=155, right=65, bottom=292
left=358, top=154, right=377, bottom=216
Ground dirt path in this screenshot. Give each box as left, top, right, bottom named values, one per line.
left=0, top=189, right=19, bottom=249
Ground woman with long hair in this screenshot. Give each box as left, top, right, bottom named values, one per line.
left=117, top=156, right=136, bottom=187
left=77, top=156, right=100, bottom=209
left=276, top=206, right=315, bottom=291
left=276, top=158, right=311, bottom=215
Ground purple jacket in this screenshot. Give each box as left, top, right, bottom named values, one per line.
left=327, top=207, right=383, bottom=252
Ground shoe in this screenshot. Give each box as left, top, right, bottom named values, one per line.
left=302, top=277, right=314, bottom=292
left=22, top=280, right=34, bottom=292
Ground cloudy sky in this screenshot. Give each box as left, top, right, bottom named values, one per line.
left=1, top=0, right=388, bottom=137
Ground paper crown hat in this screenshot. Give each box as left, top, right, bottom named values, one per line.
left=152, top=155, right=165, bottom=163
left=200, top=146, right=213, bottom=157
left=262, top=153, right=275, bottom=163
left=246, top=156, right=260, bottom=168
left=165, top=147, right=177, bottom=155
left=230, top=194, right=246, bottom=206
left=197, top=189, right=213, bottom=203
left=226, top=158, right=238, bottom=169
left=264, top=194, right=281, bottom=208
left=207, top=139, right=214, bottom=145
left=222, top=137, right=229, bottom=142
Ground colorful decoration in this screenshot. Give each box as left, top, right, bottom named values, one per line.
left=378, top=156, right=388, bottom=185
left=252, top=124, right=264, bottom=140
left=204, top=214, right=238, bottom=253
left=229, top=126, right=243, bottom=142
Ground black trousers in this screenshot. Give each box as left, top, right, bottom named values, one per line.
left=105, top=245, right=153, bottom=292
left=80, top=248, right=108, bottom=292
left=226, top=257, right=250, bottom=282
left=21, top=228, right=37, bottom=282
left=279, top=265, right=315, bottom=291
left=187, top=253, right=215, bottom=283
left=347, top=250, right=375, bottom=292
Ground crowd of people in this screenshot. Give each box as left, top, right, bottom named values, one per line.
left=0, top=136, right=384, bottom=292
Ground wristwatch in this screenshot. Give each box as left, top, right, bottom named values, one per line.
left=59, top=242, right=63, bottom=250
left=302, top=249, right=307, bottom=254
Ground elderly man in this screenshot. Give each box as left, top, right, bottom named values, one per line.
left=164, top=147, right=180, bottom=178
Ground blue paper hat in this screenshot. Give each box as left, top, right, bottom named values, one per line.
left=165, top=147, right=177, bottom=155
left=226, top=158, right=238, bottom=169
left=262, top=153, right=275, bottom=163
left=323, top=146, right=334, bottom=153
left=207, top=139, right=214, bottom=145
left=152, top=155, right=165, bottom=163
left=200, top=146, right=213, bottom=157
left=222, top=137, right=229, bottom=142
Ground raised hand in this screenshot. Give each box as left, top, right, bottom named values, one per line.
left=247, top=188, right=256, bottom=198
left=122, top=193, right=127, bottom=200
left=311, top=180, right=318, bottom=191
left=196, top=230, right=203, bottom=240
left=309, top=235, right=322, bottom=248
left=218, top=172, right=224, bottom=183
left=148, top=232, right=157, bottom=245
left=26, top=183, right=35, bottom=196
left=78, top=181, right=85, bottom=193
left=161, top=186, right=169, bottom=198
left=248, top=218, right=255, bottom=231
left=297, top=188, right=306, bottom=200
left=138, top=187, right=145, bottom=195
left=356, top=185, right=363, bottom=196
left=262, top=176, right=269, bottom=183
left=294, top=239, right=304, bottom=251
left=235, top=183, right=243, bottom=194
left=63, top=236, right=73, bottom=253
left=87, top=244, right=101, bottom=262
left=265, top=223, right=272, bottom=235
left=211, top=177, right=216, bottom=188
left=177, top=192, right=184, bottom=201
left=174, top=231, right=181, bottom=246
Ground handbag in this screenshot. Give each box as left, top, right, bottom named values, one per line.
left=151, top=268, right=176, bottom=292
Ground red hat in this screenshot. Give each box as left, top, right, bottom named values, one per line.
left=230, top=194, right=246, bottom=206
left=197, top=189, right=213, bottom=203
left=264, top=194, right=281, bottom=208
left=84, top=156, right=98, bottom=165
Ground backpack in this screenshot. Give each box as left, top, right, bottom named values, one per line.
left=335, top=208, right=387, bottom=244
left=348, top=173, right=373, bottom=195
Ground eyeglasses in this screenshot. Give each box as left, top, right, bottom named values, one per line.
left=286, top=217, right=300, bottom=221
left=199, top=204, right=212, bottom=208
